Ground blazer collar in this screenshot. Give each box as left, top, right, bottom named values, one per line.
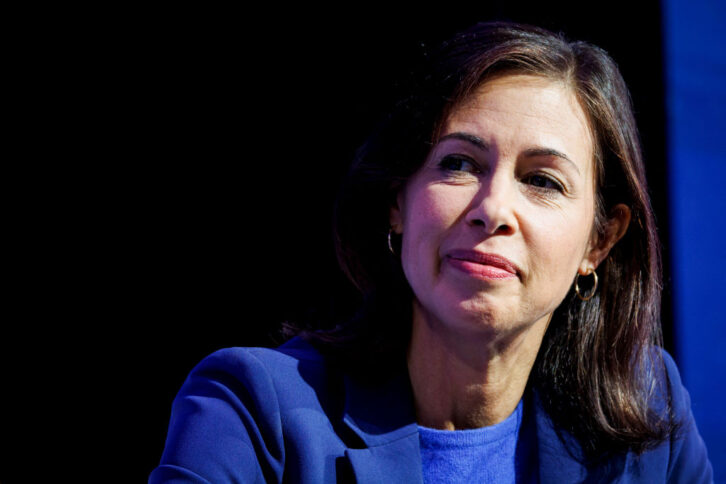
left=530, top=390, right=628, bottom=483
left=341, top=367, right=424, bottom=483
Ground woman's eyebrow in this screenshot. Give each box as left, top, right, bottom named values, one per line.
left=522, top=147, right=581, bottom=175
left=438, top=132, right=581, bottom=176
left=438, top=132, right=490, bottom=151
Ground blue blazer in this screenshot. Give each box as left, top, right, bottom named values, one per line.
left=149, top=338, right=712, bottom=483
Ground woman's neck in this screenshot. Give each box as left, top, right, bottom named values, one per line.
left=406, top=302, right=550, bottom=430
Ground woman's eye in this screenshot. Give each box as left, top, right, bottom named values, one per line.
left=523, top=174, right=564, bottom=192
left=438, top=155, right=478, bottom=173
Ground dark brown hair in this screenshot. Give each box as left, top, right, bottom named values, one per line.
left=300, top=21, right=675, bottom=459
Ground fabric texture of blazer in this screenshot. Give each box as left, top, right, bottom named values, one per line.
left=149, top=337, right=713, bottom=483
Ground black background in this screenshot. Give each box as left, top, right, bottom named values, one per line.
left=4, top=4, right=673, bottom=482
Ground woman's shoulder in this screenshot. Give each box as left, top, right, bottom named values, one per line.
left=532, top=346, right=712, bottom=482
left=150, top=337, right=345, bottom=483
left=644, top=346, right=694, bottom=421
left=197, top=336, right=327, bottom=374
left=188, top=336, right=336, bottom=402
left=657, top=348, right=694, bottom=417
left=634, top=346, right=713, bottom=482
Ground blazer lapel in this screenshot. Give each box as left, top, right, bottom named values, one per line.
left=531, top=390, right=627, bottom=483
left=344, top=438, right=422, bottom=484
left=341, top=369, right=423, bottom=483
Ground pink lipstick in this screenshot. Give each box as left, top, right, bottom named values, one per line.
left=445, top=250, right=520, bottom=280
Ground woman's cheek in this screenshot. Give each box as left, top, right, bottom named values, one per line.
left=420, top=185, right=471, bottom=222
left=528, top=211, right=590, bottom=278
left=401, top=189, right=453, bottom=280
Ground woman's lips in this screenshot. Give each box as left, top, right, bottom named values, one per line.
left=445, top=250, right=520, bottom=279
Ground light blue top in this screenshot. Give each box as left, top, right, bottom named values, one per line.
left=418, top=399, right=524, bottom=484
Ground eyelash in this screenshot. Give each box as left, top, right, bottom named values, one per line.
left=521, top=173, right=565, bottom=193
left=438, top=155, right=565, bottom=193
left=437, top=155, right=479, bottom=174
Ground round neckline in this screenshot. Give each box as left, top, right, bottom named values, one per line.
left=417, top=399, right=523, bottom=447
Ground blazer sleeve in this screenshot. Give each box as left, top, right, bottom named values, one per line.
left=149, top=348, right=285, bottom=484
left=661, top=350, right=713, bottom=483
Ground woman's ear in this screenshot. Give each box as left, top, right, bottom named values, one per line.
left=389, top=190, right=405, bottom=234
left=580, top=203, right=631, bottom=274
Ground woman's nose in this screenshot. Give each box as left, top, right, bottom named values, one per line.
left=464, top=173, right=518, bottom=236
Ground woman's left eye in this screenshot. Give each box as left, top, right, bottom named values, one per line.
left=438, top=155, right=478, bottom=173
left=522, top=173, right=564, bottom=192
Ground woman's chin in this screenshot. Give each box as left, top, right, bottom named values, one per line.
left=415, top=296, right=536, bottom=340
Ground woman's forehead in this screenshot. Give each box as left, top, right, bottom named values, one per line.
left=439, top=74, right=595, bottom=172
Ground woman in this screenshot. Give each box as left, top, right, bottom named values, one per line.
left=150, top=22, right=712, bottom=483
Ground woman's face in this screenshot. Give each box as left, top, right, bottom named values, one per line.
left=390, top=74, right=608, bottom=338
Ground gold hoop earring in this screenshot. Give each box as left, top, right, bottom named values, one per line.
left=387, top=228, right=396, bottom=255
left=575, top=270, right=598, bottom=301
